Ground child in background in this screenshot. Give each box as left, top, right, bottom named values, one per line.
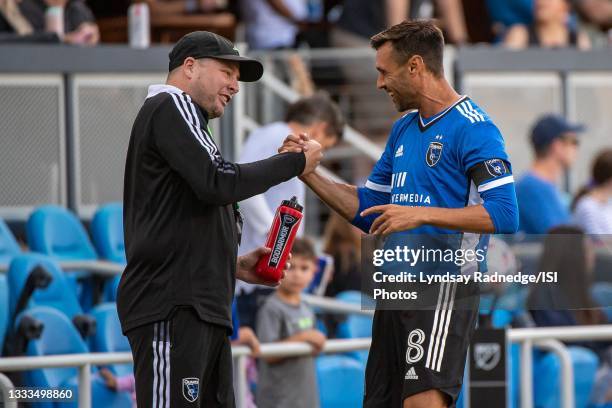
left=256, top=237, right=326, bottom=408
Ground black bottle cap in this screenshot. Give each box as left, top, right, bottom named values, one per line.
left=282, top=196, right=303, bottom=212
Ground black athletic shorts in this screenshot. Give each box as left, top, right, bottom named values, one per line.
left=126, top=307, right=235, bottom=408
left=364, top=281, right=479, bottom=408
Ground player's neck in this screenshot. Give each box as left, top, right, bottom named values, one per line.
left=531, top=158, right=564, bottom=183
left=417, top=79, right=461, bottom=118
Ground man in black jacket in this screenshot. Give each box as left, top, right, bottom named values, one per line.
left=118, top=31, right=322, bottom=408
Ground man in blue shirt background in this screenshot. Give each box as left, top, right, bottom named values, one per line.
left=515, top=114, right=584, bottom=234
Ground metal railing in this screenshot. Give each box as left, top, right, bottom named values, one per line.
left=508, top=325, right=612, bottom=408
left=0, top=338, right=371, bottom=408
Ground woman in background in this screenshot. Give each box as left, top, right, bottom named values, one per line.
left=573, top=149, right=612, bottom=235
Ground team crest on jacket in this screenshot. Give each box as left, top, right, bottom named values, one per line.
left=485, top=159, right=507, bottom=177
left=426, top=142, right=443, bottom=167
left=182, top=378, right=199, bottom=402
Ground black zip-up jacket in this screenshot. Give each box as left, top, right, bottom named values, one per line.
left=117, top=84, right=305, bottom=334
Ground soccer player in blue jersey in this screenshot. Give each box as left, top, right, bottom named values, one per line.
left=281, top=20, right=518, bottom=408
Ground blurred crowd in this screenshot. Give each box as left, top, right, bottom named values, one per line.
left=0, top=0, right=611, bottom=47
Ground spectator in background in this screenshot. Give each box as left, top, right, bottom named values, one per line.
left=516, top=114, right=584, bottom=234
left=0, top=0, right=99, bottom=44
left=573, top=149, right=612, bottom=234
left=332, top=0, right=469, bottom=46
left=235, top=92, right=344, bottom=328
left=239, top=0, right=307, bottom=50
left=504, top=0, right=590, bottom=49
left=322, top=212, right=363, bottom=298
left=527, top=225, right=606, bottom=327
left=256, top=237, right=326, bottom=408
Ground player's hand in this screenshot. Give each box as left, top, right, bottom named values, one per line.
left=278, top=133, right=310, bottom=154
left=301, top=139, right=323, bottom=175
left=237, top=327, right=261, bottom=356
left=236, top=247, right=289, bottom=287
left=361, top=205, right=425, bottom=235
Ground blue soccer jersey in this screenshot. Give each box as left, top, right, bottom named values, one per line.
left=353, top=95, right=518, bottom=238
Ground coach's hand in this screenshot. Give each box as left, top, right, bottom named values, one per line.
left=278, top=133, right=310, bottom=154
left=361, top=205, right=426, bottom=235
left=236, top=247, right=290, bottom=287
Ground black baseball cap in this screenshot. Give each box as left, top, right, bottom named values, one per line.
left=530, top=114, right=585, bottom=149
left=168, top=31, right=263, bottom=82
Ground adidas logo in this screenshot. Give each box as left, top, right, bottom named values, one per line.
left=405, top=367, right=418, bottom=380
left=395, top=145, right=404, bottom=157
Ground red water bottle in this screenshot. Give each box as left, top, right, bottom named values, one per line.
left=255, top=196, right=303, bottom=282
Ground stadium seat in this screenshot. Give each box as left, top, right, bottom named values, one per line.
left=533, top=346, right=599, bottom=408
left=0, top=217, right=21, bottom=265
left=17, top=306, right=132, bottom=408
left=90, top=303, right=132, bottom=376
left=90, top=203, right=125, bottom=301
left=7, top=254, right=83, bottom=320
left=334, top=291, right=374, bottom=365
left=91, top=203, right=125, bottom=264
left=27, top=205, right=99, bottom=310
left=27, top=206, right=98, bottom=261
left=306, top=255, right=333, bottom=295
left=0, top=275, right=8, bottom=354
left=316, top=355, right=365, bottom=408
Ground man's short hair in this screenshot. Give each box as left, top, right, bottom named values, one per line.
left=370, top=20, right=445, bottom=77
left=284, top=92, right=345, bottom=140
left=291, top=237, right=317, bottom=262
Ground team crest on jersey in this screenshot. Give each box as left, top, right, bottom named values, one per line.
left=182, top=378, right=199, bottom=402
left=485, top=159, right=507, bottom=177
left=426, top=142, right=443, bottom=167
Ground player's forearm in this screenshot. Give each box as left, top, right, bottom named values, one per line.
left=300, top=170, right=359, bottom=221
left=422, top=205, right=495, bottom=233
left=386, top=0, right=409, bottom=27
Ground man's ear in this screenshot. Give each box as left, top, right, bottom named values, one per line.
left=183, top=57, right=197, bottom=79
left=408, top=55, right=424, bottom=75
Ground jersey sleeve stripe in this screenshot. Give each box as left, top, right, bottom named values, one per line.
left=465, top=100, right=485, bottom=121
left=169, top=93, right=215, bottom=160
left=477, top=175, right=515, bottom=192
left=365, top=180, right=392, bottom=193
left=455, top=103, right=475, bottom=123
left=459, top=101, right=483, bottom=123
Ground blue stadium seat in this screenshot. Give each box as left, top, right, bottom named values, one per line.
left=91, top=203, right=125, bottom=264
left=90, top=203, right=125, bottom=302
left=0, top=275, right=8, bottom=354
left=335, top=291, right=374, bottom=365
left=17, top=306, right=132, bottom=408
left=27, top=206, right=99, bottom=310
left=27, top=206, right=97, bottom=261
left=8, top=254, right=82, bottom=320
left=90, top=303, right=132, bottom=376
left=533, top=346, right=599, bottom=408
left=0, top=218, right=21, bottom=265
left=316, top=355, right=365, bottom=408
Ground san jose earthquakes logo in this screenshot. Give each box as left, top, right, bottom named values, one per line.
left=485, top=159, right=507, bottom=177
left=426, top=142, right=443, bottom=167
left=182, top=377, right=199, bottom=402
